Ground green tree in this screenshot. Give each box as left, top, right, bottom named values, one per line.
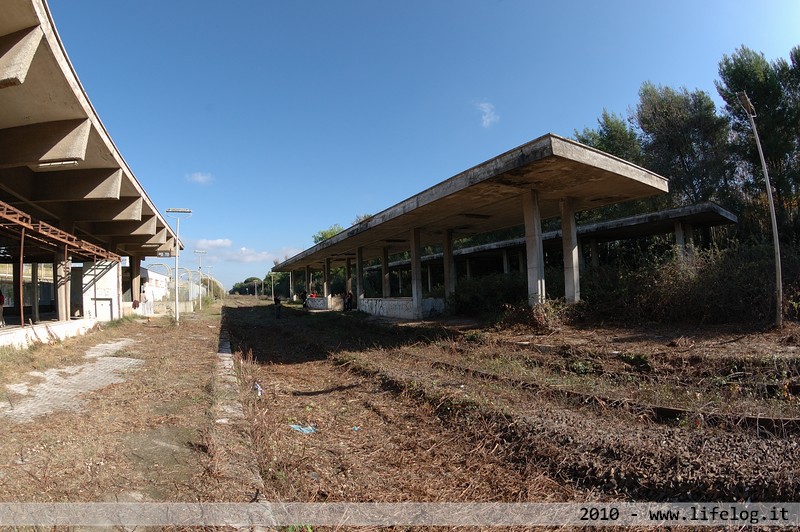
left=312, top=224, right=345, bottom=244
left=574, top=110, right=656, bottom=222
left=635, top=82, right=731, bottom=206
left=575, top=109, right=643, bottom=165
left=229, top=276, right=264, bottom=295
left=716, top=45, right=800, bottom=239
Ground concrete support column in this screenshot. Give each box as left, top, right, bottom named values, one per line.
left=323, top=258, right=331, bottom=298
left=381, top=247, right=390, bottom=298
left=465, top=259, right=471, bottom=280
left=345, top=258, right=352, bottom=294
left=502, top=249, right=510, bottom=274
left=57, top=220, right=75, bottom=322
left=685, top=223, right=695, bottom=252
left=55, top=250, right=71, bottom=321
left=523, top=189, right=546, bottom=305
left=426, top=265, right=432, bottom=293
left=31, top=263, right=40, bottom=323
left=304, top=266, right=311, bottom=294
left=289, top=271, right=294, bottom=300
left=674, top=222, right=696, bottom=259
left=590, top=240, right=599, bottom=268
left=675, top=221, right=686, bottom=248
left=410, top=228, right=424, bottom=319
left=443, top=229, right=456, bottom=298
left=675, top=221, right=686, bottom=260
left=116, top=260, right=123, bottom=320
left=13, top=261, right=22, bottom=322
left=52, top=259, right=59, bottom=319
left=356, top=247, right=365, bottom=309
left=561, top=197, right=580, bottom=303
left=131, top=258, right=141, bottom=303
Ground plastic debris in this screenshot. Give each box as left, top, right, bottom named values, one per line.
left=289, top=424, right=316, bottom=434
left=253, top=382, right=263, bottom=396
left=353, top=426, right=360, bottom=431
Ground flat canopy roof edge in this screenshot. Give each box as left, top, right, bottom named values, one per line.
left=274, top=133, right=670, bottom=272
left=36, top=0, right=170, bottom=235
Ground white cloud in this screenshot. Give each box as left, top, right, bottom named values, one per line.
left=196, top=238, right=232, bottom=249
left=226, top=247, right=274, bottom=264
left=476, top=102, right=499, bottom=128
left=186, top=172, right=213, bottom=185
left=218, top=246, right=303, bottom=266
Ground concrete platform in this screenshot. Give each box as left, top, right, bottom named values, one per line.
left=0, top=317, right=97, bottom=349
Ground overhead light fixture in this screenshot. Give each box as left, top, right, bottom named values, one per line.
left=33, top=160, right=80, bottom=170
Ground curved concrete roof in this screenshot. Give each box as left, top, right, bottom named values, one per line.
left=0, top=0, right=177, bottom=261
left=274, top=133, right=670, bottom=271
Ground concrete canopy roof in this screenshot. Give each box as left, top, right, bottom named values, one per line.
left=0, top=0, right=177, bottom=262
left=274, top=133, right=670, bottom=272
left=564, top=202, right=737, bottom=243
left=428, top=202, right=739, bottom=260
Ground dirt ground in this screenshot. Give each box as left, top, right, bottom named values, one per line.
left=0, top=307, right=260, bottom=504
left=1, top=296, right=798, bottom=529
left=225, top=297, right=800, bottom=508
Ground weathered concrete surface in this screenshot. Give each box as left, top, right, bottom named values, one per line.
left=0, top=338, right=140, bottom=422
left=274, top=134, right=670, bottom=272
left=0, top=0, right=177, bottom=259
left=359, top=297, right=444, bottom=319
left=0, top=317, right=97, bottom=349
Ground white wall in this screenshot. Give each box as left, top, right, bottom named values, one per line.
left=143, top=269, right=170, bottom=301
left=306, top=295, right=343, bottom=311
left=358, top=297, right=444, bottom=319
left=81, top=260, right=121, bottom=322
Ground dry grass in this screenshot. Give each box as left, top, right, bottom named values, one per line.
left=0, top=306, right=258, bottom=504
left=227, top=300, right=575, bottom=508
left=224, top=297, right=800, bottom=508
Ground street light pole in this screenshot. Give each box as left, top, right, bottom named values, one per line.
left=166, top=208, right=192, bottom=324
left=737, top=92, right=783, bottom=328
left=194, top=250, right=206, bottom=310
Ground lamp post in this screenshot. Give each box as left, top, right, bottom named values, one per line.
left=194, top=250, right=206, bottom=310
left=737, top=91, right=782, bottom=328
left=166, top=208, right=192, bottom=324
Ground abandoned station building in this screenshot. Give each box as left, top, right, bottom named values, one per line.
left=273, top=136, right=737, bottom=320
left=0, top=0, right=179, bottom=346
left=3, top=0, right=737, bottom=333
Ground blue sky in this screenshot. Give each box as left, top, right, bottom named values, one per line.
left=47, top=0, right=799, bottom=290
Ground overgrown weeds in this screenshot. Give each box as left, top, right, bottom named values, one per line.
left=441, top=242, right=800, bottom=327
left=582, top=243, right=800, bottom=324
